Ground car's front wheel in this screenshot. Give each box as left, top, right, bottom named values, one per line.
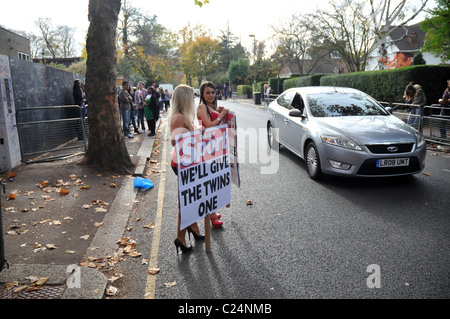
left=305, top=142, right=322, bottom=180
left=267, top=123, right=278, bottom=149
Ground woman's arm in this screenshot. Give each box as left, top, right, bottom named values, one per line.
left=197, top=103, right=228, bottom=128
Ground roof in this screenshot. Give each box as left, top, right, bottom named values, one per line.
left=388, top=23, right=425, bottom=51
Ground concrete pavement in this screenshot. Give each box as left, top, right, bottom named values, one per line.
left=0, top=119, right=161, bottom=299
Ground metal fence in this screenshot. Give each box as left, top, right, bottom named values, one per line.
left=391, top=103, right=450, bottom=146
left=15, top=105, right=88, bottom=164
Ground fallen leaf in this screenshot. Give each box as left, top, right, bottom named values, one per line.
left=164, top=281, right=176, bottom=288
left=143, top=222, right=155, bottom=229
left=94, top=222, right=104, bottom=227
left=38, top=181, right=48, bottom=188
left=45, top=244, right=57, bottom=249
left=60, top=188, right=70, bottom=195
left=69, top=174, right=78, bottom=180
left=65, top=250, right=76, bottom=254
left=109, top=183, right=117, bottom=188
left=246, top=200, right=253, bottom=205
left=4, top=281, right=19, bottom=291
left=128, top=251, right=142, bottom=258
left=423, top=173, right=431, bottom=176
left=80, top=185, right=90, bottom=190
left=80, top=235, right=90, bottom=240
left=106, top=285, right=118, bottom=296
left=109, top=274, right=123, bottom=282
left=148, top=268, right=160, bottom=275
left=95, top=207, right=108, bottom=213
left=7, top=172, right=16, bottom=179
left=8, top=194, right=16, bottom=200
left=79, top=261, right=97, bottom=268
left=14, top=285, right=28, bottom=293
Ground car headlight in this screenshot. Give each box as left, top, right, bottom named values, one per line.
left=321, top=135, right=363, bottom=151
left=415, top=132, right=425, bottom=148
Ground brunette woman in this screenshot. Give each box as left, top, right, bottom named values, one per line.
left=196, top=81, right=229, bottom=228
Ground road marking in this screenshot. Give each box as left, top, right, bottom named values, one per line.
left=144, top=122, right=168, bottom=299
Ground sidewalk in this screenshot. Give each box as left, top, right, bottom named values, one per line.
left=0, top=120, right=160, bottom=299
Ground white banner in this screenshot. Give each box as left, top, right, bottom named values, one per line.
left=175, top=125, right=231, bottom=230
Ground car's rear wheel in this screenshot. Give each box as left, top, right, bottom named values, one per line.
left=305, top=142, right=322, bottom=180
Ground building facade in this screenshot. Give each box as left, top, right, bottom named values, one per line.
left=0, top=27, right=31, bottom=62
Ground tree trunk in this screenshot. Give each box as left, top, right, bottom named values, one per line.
left=83, top=0, right=134, bottom=174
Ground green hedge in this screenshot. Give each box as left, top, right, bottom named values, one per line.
left=283, top=74, right=326, bottom=91
left=268, top=77, right=292, bottom=94
left=237, top=85, right=252, bottom=97
left=319, top=65, right=450, bottom=104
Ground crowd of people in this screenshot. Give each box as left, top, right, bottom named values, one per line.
left=403, top=80, right=449, bottom=138
left=118, top=81, right=171, bottom=137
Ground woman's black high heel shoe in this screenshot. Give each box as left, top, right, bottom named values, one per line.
left=187, top=226, right=205, bottom=241
left=174, top=238, right=192, bottom=254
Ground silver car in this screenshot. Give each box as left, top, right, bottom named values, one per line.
left=267, top=87, right=427, bottom=180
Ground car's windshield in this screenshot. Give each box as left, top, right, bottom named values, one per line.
left=307, top=92, right=389, bottom=117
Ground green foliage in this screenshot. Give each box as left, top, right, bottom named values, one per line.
left=228, top=59, right=249, bottom=85
left=268, top=77, right=294, bottom=94
left=283, top=74, right=325, bottom=90
left=236, top=85, right=252, bottom=97
left=319, top=65, right=450, bottom=104
left=413, top=52, right=426, bottom=65
left=420, top=0, right=450, bottom=61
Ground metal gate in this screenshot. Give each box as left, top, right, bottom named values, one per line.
left=390, top=103, right=450, bottom=146
left=15, top=105, right=88, bottom=164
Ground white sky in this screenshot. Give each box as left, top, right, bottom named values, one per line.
left=1, top=0, right=434, bottom=56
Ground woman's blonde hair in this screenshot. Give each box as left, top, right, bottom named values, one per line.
left=168, top=84, right=196, bottom=132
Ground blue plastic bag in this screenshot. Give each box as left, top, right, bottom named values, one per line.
left=134, top=177, right=154, bottom=190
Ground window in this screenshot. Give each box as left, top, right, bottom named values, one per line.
left=330, top=51, right=341, bottom=59
left=277, top=91, right=296, bottom=109
left=292, top=93, right=305, bottom=112
left=18, top=52, right=30, bottom=61
left=307, top=92, right=389, bottom=117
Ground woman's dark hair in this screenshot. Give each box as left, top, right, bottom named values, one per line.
left=199, top=81, right=217, bottom=110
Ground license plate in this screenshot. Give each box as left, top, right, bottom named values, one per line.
left=376, top=158, right=410, bottom=168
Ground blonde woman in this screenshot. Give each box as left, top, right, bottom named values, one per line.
left=169, top=85, right=204, bottom=254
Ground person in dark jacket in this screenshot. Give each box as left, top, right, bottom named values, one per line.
left=144, top=87, right=160, bottom=136
left=438, top=80, right=450, bottom=138
left=118, top=81, right=134, bottom=138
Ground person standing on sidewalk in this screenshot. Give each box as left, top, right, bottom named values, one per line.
left=169, top=85, right=204, bottom=254
left=144, top=87, right=159, bottom=136
left=136, top=81, right=147, bottom=132
left=129, top=86, right=142, bottom=134
left=196, top=81, right=229, bottom=228
left=438, top=80, right=450, bottom=138
left=118, top=81, right=134, bottom=139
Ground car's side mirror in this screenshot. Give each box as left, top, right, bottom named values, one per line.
left=289, top=109, right=306, bottom=119
left=385, top=107, right=393, bottom=114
